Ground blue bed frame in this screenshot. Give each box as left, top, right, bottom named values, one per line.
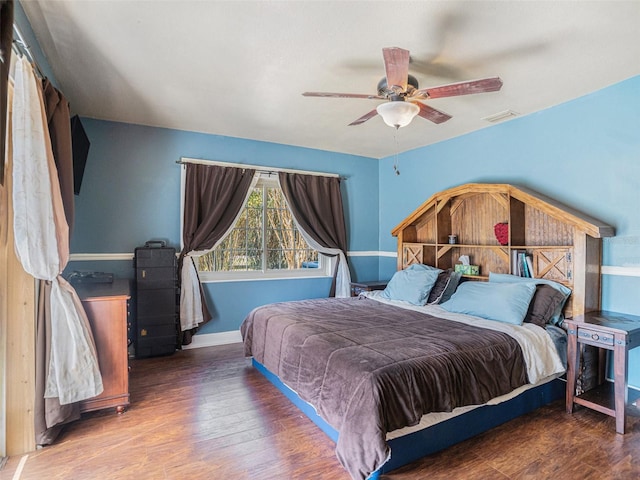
left=252, top=359, right=565, bottom=479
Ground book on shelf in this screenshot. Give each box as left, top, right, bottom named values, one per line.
left=511, top=249, right=523, bottom=276
left=525, top=255, right=535, bottom=278
left=511, top=249, right=534, bottom=278
left=520, top=252, right=528, bottom=277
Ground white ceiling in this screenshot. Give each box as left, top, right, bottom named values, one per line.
left=21, top=1, right=640, bottom=159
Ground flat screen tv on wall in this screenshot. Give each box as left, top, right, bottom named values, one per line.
left=71, top=115, right=90, bottom=195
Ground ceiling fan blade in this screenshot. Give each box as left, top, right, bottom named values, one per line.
left=302, top=92, right=383, bottom=99
left=415, top=102, right=452, bottom=124
left=382, top=47, right=410, bottom=91
left=411, top=77, right=503, bottom=99
left=348, top=109, right=379, bottom=126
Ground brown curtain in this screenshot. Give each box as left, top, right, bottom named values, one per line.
left=36, top=80, right=82, bottom=445
left=42, top=79, right=74, bottom=233
left=278, top=172, right=350, bottom=297
left=179, top=163, right=256, bottom=343
left=0, top=0, right=13, bottom=185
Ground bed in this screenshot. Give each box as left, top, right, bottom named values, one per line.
left=240, top=183, right=613, bottom=479
left=241, top=272, right=567, bottom=479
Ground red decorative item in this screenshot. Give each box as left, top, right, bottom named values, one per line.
left=494, top=222, right=509, bottom=246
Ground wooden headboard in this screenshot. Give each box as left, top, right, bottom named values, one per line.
left=391, top=183, right=614, bottom=319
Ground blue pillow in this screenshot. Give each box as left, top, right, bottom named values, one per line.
left=488, top=273, right=571, bottom=325
left=440, top=281, right=537, bottom=325
left=380, top=264, right=442, bottom=306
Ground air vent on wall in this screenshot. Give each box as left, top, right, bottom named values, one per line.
left=482, top=109, right=519, bottom=123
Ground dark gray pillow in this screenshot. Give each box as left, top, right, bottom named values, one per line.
left=524, top=284, right=567, bottom=328
left=427, top=269, right=462, bottom=305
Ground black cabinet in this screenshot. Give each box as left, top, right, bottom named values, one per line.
left=134, top=241, right=178, bottom=358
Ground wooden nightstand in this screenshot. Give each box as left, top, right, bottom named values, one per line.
left=565, top=311, right=640, bottom=434
left=350, top=281, right=388, bottom=297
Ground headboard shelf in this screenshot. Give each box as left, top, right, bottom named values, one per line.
left=392, top=183, right=614, bottom=318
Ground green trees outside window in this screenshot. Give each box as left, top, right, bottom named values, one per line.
left=198, top=182, right=318, bottom=273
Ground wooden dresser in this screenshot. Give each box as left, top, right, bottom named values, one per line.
left=75, top=279, right=131, bottom=414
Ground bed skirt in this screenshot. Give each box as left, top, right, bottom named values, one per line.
left=251, top=358, right=565, bottom=479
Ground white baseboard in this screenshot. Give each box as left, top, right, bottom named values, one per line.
left=182, top=330, right=243, bottom=349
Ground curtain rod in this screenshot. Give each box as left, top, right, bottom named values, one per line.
left=12, top=23, right=45, bottom=79
left=176, top=157, right=344, bottom=179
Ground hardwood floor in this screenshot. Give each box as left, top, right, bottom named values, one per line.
left=2, top=342, right=639, bottom=480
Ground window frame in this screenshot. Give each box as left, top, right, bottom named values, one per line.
left=192, top=174, right=334, bottom=283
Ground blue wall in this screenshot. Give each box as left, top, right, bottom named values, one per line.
left=378, top=76, right=640, bottom=258
left=67, top=120, right=380, bottom=333
left=377, top=75, right=640, bottom=387
left=13, top=2, right=57, bottom=85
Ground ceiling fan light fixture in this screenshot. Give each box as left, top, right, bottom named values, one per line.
left=376, top=101, right=420, bottom=128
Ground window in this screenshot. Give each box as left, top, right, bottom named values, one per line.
left=197, top=176, right=329, bottom=281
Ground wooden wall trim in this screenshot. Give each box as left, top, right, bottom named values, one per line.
left=1, top=86, right=36, bottom=456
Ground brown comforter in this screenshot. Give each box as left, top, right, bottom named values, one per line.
left=241, top=296, right=528, bottom=480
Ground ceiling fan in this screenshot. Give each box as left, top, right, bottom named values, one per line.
left=302, top=47, right=503, bottom=128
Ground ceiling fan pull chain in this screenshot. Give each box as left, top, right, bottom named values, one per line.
left=393, top=130, right=400, bottom=176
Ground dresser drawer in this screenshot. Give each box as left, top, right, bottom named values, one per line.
left=577, top=327, right=614, bottom=347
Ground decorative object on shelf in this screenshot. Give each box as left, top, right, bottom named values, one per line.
left=448, top=234, right=458, bottom=244
left=455, top=254, right=479, bottom=275
left=493, top=222, right=509, bottom=246
left=454, top=264, right=480, bottom=275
